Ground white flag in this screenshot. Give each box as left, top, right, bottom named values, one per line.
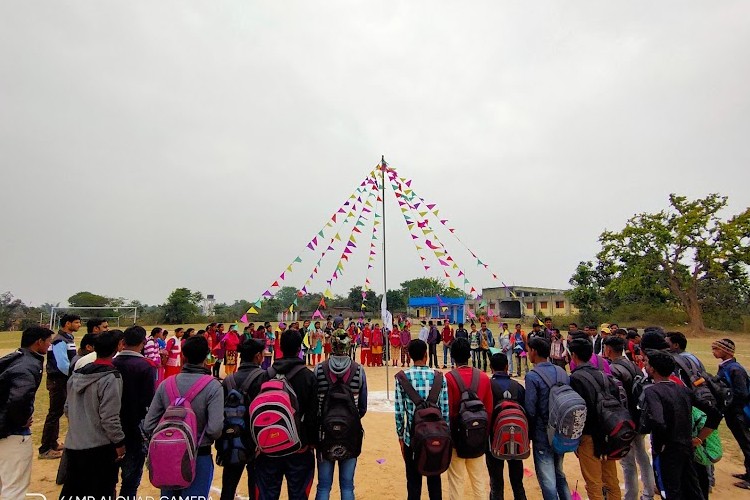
left=381, top=293, right=393, bottom=332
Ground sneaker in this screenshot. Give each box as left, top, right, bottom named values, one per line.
left=39, top=449, right=63, bottom=460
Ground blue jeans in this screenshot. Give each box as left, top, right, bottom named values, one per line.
left=533, top=444, right=571, bottom=500
left=506, top=349, right=514, bottom=374
left=315, top=456, right=357, bottom=500
left=256, top=448, right=315, bottom=500
left=161, top=454, right=214, bottom=499
left=442, top=344, right=453, bottom=367
left=118, top=441, right=146, bottom=498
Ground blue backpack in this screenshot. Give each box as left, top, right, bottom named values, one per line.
left=723, top=360, right=750, bottom=423
left=216, top=369, right=265, bottom=467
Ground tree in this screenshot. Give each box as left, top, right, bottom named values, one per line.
left=400, top=277, right=466, bottom=300
left=68, top=291, right=111, bottom=308
left=386, top=289, right=406, bottom=310
left=597, top=194, right=750, bottom=332
left=163, top=288, right=203, bottom=324
left=0, top=292, right=27, bottom=330
left=347, top=286, right=379, bottom=313
left=568, top=261, right=606, bottom=325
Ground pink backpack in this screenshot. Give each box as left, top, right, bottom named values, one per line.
left=148, top=375, right=213, bottom=490
left=249, top=365, right=307, bottom=457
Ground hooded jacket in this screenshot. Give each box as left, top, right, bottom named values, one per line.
left=64, top=361, right=125, bottom=450
left=0, top=348, right=44, bottom=437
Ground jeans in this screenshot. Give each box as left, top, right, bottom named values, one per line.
left=505, top=349, right=514, bottom=374
left=532, top=444, right=570, bottom=500
left=621, top=434, right=655, bottom=500
left=404, top=444, right=442, bottom=500
left=256, top=448, right=315, bottom=500
left=400, top=346, right=411, bottom=365
left=221, top=460, right=256, bottom=500
left=40, top=376, right=67, bottom=453
left=118, top=441, right=146, bottom=499
left=442, top=344, right=453, bottom=367
left=472, top=349, right=481, bottom=368
left=315, top=456, right=356, bottom=500
left=486, top=452, right=526, bottom=500
left=428, top=343, right=439, bottom=368
left=161, top=454, right=214, bottom=499
left=726, top=408, right=750, bottom=477
left=515, top=354, right=529, bottom=376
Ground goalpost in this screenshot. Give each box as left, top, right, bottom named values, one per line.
left=48, top=306, right=138, bottom=331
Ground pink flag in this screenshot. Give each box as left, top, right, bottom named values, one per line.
left=439, top=259, right=449, bottom=267
left=240, top=314, right=248, bottom=323
left=426, top=240, right=441, bottom=250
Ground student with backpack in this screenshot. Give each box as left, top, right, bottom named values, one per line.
left=445, top=338, right=492, bottom=500
left=602, top=336, right=655, bottom=500
left=218, top=339, right=268, bottom=500
left=394, top=339, right=450, bottom=500
left=568, top=337, right=630, bottom=500
left=112, top=326, right=156, bottom=499
left=60, top=330, right=126, bottom=499
left=314, top=329, right=367, bottom=500
left=712, top=338, right=750, bottom=490
left=144, top=335, right=224, bottom=499
left=640, top=350, right=722, bottom=499
left=0, top=327, right=53, bottom=499
left=524, top=337, right=577, bottom=500
left=487, top=352, right=528, bottom=500
left=254, top=329, right=318, bottom=500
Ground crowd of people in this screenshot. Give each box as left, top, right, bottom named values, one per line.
left=0, top=313, right=749, bottom=500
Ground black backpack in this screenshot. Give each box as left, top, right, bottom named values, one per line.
left=674, top=354, right=733, bottom=412
left=216, top=369, right=265, bottom=467
left=319, top=362, right=364, bottom=461
left=610, top=358, right=639, bottom=418
left=578, top=370, right=636, bottom=460
left=449, top=368, right=489, bottom=458
left=396, top=370, right=452, bottom=476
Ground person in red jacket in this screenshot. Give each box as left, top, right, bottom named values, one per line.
left=441, top=321, right=455, bottom=369
left=389, top=325, right=402, bottom=367
left=444, top=337, right=493, bottom=500
left=360, top=322, right=372, bottom=366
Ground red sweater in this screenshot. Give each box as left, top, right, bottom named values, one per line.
left=445, top=366, right=493, bottom=430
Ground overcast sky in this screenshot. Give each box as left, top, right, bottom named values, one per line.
left=1, top=1, right=749, bottom=307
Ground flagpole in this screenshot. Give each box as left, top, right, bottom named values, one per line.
left=381, top=155, right=390, bottom=400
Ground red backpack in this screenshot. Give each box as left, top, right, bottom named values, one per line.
left=396, top=370, right=452, bottom=476
left=489, top=377, right=530, bottom=460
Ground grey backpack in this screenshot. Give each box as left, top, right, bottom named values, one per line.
left=534, top=366, right=587, bottom=453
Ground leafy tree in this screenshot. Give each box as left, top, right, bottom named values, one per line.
left=163, top=288, right=203, bottom=324
left=68, top=291, right=111, bottom=308
left=0, top=292, right=27, bottom=330
left=274, top=287, right=300, bottom=308
left=347, top=287, right=380, bottom=312
left=568, top=261, right=606, bottom=326
left=597, top=194, right=750, bottom=332
left=400, top=277, right=466, bottom=300
left=386, top=289, right=406, bottom=310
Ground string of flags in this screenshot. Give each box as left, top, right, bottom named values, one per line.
left=245, top=160, right=509, bottom=320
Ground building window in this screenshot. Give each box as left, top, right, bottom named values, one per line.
left=539, top=301, right=548, bottom=309
left=526, top=302, right=533, bottom=310
left=489, top=303, right=495, bottom=310
left=555, top=301, right=565, bottom=309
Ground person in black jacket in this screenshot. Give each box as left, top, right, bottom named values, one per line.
left=568, top=337, right=622, bottom=500
left=112, top=325, right=155, bottom=499
left=220, top=338, right=268, bottom=500
left=0, top=326, right=53, bottom=499
left=640, top=350, right=722, bottom=499
left=486, top=352, right=527, bottom=500
left=255, top=329, right=318, bottom=500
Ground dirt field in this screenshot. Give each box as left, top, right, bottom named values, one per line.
left=2, top=329, right=748, bottom=499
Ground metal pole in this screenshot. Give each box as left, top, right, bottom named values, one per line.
left=381, top=155, right=390, bottom=400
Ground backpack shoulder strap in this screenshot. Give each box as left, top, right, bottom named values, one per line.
left=225, top=374, right=238, bottom=392
left=396, top=370, right=425, bottom=406
left=239, top=369, right=265, bottom=395
left=284, top=364, right=307, bottom=382
left=182, top=375, right=214, bottom=403
left=450, top=369, right=467, bottom=393
left=426, top=370, right=444, bottom=405
left=469, top=368, right=480, bottom=393
left=577, top=369, right=604, bottom=395
left=165, top=376, right=180, bottom=403
left=267, top=366, right=277, bottom=379
left=532, top=367, right=556, bottom=388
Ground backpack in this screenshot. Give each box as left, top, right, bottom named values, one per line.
left=147, top=375, right=214, bottom=490
left=449, top=368, right=489, bottom=458
left=673, top=354, right=719, bottom=411
left=610, top=358, right=640, bottom=418
left=577, top=370, right=637, bottom=460
left=533, top=366, right=587, bottom=454
left=396, top=370, right=452, bottom=476
left=248, top=365, right=307, bottom=457
left=319, top=362, right=364, bottom=461
left=489, top=377, right=530, bottom=460
left=215, top=369, right=266, bottom=467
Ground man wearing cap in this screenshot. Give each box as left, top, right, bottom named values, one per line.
left=713, top=338, right=750, bottom=490
left=314, top=328, right=367, bottom=499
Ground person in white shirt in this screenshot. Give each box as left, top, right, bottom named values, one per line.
left=418, top=321, right=429, bottom=343
left=73, top=318, right=109, bottom=370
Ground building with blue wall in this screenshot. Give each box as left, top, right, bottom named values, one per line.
left=408, top=296, right=466, bottom=324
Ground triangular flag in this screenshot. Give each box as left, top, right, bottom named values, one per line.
left=335, top=233, right=341, bottom=241
left=294, top=256, right=302, bottom=263
left=271, top=281, right=279, bottom=287
left=279, top=272, right=285, bottom=280
left=449, top=280, right=456, bottom=288
left=240, top=314, right=248, bottom=323
left=248, top=307, right=259, bottom=314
